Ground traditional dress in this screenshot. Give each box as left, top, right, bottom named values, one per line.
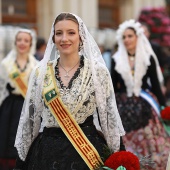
left=111, top=19, right=170, bottom=170
left=14, top=13, right=125, bottom=170
left=0, top=29, right=38, bottom=170
left=15, top=56, right=125, bottom=170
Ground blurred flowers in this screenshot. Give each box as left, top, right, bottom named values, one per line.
left=161, top=106, right=170, bottom=120
left=161, top=106, right=170, bottom=136
left=138, top=7, right=170, bottom=46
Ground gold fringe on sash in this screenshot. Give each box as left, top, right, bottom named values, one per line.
left=43, top=64, right=103, bottom=170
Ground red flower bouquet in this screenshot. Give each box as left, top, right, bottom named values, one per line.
left=102, top=151, right=140, bottom=170
left=161, top=106, right=170, bottom=136
left=161, top=106, right=170, bottom=120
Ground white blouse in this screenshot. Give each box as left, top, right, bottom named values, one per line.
left=33, top=58, right=100, bottom=128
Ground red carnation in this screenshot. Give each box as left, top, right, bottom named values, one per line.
left=161, top=107, right=170, bottom=120
left=104, top=151, right=140, bottom=170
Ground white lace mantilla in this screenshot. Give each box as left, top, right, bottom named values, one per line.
left=113, top=19, right=164, bottom=97
left=15, top=13, right=125, bottom=161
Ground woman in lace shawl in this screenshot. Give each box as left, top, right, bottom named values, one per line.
left=111, top=19, right=170, bottom=170
left=0, top=28, right=38, bottom=169
left=14, top=13, right=125, bottom=170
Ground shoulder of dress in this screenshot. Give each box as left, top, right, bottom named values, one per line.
left=47, top=59, right=57, bottom=66
left=83, top=57, right=109, bottom=74
left=1, top=57, right=11, bottom=66
left=47, top=62, right=53, bottom=66
left=1, top=58, right=13, bottom=73
left=96, top=61, right=108, bottom=72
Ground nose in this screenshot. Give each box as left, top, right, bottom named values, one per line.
left=61, top=33, right=68, bottom=42
left=21, top=40, right=25, bottom=44
left=19, top=39, right=26, bottom=45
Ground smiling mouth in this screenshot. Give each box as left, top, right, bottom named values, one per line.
left=61, top=44, right=71, bottom=48
left=18, top=48, right=26, bottom=51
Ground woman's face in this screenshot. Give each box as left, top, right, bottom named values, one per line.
left=123, top=28, right=137, bottom=51
left=15, top=32, right=32, bottom=55
left=54, top=19, right=80, bottom=56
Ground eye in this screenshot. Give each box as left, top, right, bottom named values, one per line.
left=69, top=31, right=75, bottom=35
left=55, top=32, right=62, bottom=35
left=16, top=38, right=21, bottom=42
left=25, top=40, right=30, bottom=43
left=128, top=35, right=133, bottom=38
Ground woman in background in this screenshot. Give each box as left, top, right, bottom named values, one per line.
left=0, top=28, right=38, bottom=170
left=111, top=19, right=170, bottom=170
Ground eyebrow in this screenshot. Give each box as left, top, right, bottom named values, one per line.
left=55, top=29, right=76, bottom=32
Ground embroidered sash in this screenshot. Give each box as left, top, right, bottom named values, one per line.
left=43, top=63, right=103, bottom=170
left=9, top=64, right=27, bottom=98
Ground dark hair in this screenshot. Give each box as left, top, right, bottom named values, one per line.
left=52, top=13, right=79, bottom=43
left=140, top=22, right=151, bottom=33
left=36, top=37, right=46, bottom=50
left=126, top=27, right=137, bottom=34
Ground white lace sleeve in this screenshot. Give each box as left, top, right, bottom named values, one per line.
left=95, top=64, right=125, bottom=152
left=0, top=63, right=9, bottom=106
left=15, top=68, right=43, bottom=161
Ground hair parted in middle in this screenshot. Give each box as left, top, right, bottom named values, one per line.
left=52, top=13, right=79, bottom=43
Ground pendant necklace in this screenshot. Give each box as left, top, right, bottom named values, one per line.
left=15, top=59, right=29, bottom=72
left=59, top=59, right=80, bottom=80
left=128, top=52, right=135, bottom=61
